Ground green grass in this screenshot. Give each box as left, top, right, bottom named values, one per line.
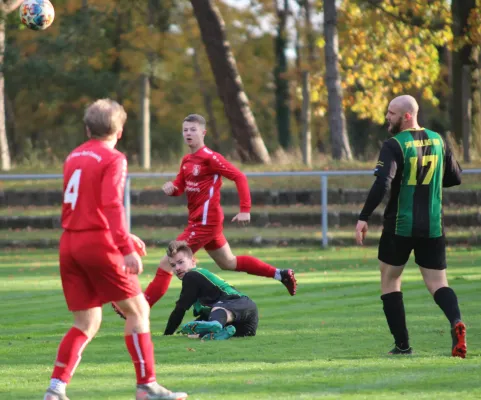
left=1, top=226, right=481, bottom=243
left=0, top=247, right=480, bottom=399
left=1, top=204, right=480, bottom=217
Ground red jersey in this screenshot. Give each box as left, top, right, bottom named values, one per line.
left=61, top=139, right=134, bottom=255
left=171, top=146, right=251, bottom=227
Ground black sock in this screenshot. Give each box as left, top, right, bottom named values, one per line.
left=208, top=309, right=228, bottom=327
left=381, top=291, right=410, bottom=349
left=433, top=286, right=462, bottom=327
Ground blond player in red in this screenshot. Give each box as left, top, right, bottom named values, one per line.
left=139, top=114, right=297, bottom=310
left=44, top=99, right=187, bottom=400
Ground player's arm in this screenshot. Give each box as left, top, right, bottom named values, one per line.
left=359, top=139, right=399, bottom=222
left=101, top=155, right=135, bottom=256
left=209, top=153, right=251, bottom=223
left=164, top=273, right=200, bottom=335
left=442, top=138, right=462, bottom=188
left=164, top=159, right=186, bottom=196
left=356, top=140, right=399, bottom=245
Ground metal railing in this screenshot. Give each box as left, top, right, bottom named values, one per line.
left=2, top=169, right=481, bottom=247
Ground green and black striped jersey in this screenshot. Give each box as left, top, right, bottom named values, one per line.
left=164, top=267, right=245, bottom=335
left=359, top=128, right=462, bottom=238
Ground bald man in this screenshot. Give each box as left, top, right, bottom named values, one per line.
left=355, top=95, right=466, bottom=358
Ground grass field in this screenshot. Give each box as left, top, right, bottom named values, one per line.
left=2, top=204, right=480, bottom=217
left=2, top=226, right=481, bottom=244
left=1, top=247, right=480, bottom=400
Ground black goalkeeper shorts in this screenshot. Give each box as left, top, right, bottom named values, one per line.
left=212, top=297, right=258, bottom=337
left=378, top=231, right=447, bottom=270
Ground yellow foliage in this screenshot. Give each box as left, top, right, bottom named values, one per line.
left=312, top=0, right=451, bottom=123
left=467, top=0, right=481, bottom=45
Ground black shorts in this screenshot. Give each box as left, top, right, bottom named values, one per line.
left=213, top=297, right=258, bottom=337
left=378, top=231, right=446, bottom=270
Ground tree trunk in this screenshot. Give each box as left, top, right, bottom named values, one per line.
left=140, top=74, right=151, bottom=170
left=5, top=92, right=17, bottom=158
left=0, top=6, right=10, bottom=171
left=461, top=65, right=472, bottom=162
left=323, top=0, right=352, bottom=160
left=472, top=48, right=481, bottom=157
left=274, top=0, right=291, bottom=149
left=451, top=0, right=476, bottom=161
left=191, top=46, right=221, bottom=152
left=190, top=0, right=270, bottom=163
left=303, top=0, right=316, bottom=66
left=301, top=71, right=311, bottom=166
left=293, top=11, right=302, bottom=134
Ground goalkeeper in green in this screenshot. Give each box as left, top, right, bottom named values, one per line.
left=163, top=240, right=258, bottom=340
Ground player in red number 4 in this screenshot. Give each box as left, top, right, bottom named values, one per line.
left=44, top=99, right=187, bottom=400
left=127, top=114, right=297, bottom=312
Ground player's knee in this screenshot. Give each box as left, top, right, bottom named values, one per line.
left=158, top=256, right=172, bottom=272
left=217, top=257, right=236, bottom=270
left=118, top=294, right=150, bottom=320
left=74, top=314, right=101, bottom=339
left=427, top=281, right=447, bottom=296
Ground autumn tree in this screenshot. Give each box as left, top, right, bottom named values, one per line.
left=452, top=0, right=481, bottom=161
left=0, top=0, right=23, bottom=171
left=190, top=0, right=271, bottom=163
left=323, top=0, right=352, bottom=160
left=273, top=0, right=291, bottom=150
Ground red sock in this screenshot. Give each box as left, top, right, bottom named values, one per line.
left=51, top=327, right=90, bottom=383
left=235, top=255, right=276, bottom=278
left=125, top=332, right=156, bottom=385
left=144, top=269, right=173, bottom=307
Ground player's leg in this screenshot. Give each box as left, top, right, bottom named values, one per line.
left=71, top=231, right=186, bottom=399
left=415, top=237, right=466, bottom=358
left=203, top=306, right=236, bottom=340
left=115, top=293, right=187, bottom=399
left=378, top=232, right=412, bottom=354
left=229, top=298, right=259, bottom=338
left=45, top=233, right=101, bottom=400
left=143, top=226, right=205, bottom=308
left=143, top=255, right=174, bottom=308
left=44, top=308, right=101, bottom=400
left=181, top=305, right=234, bottom=335
left=82, top=233, right=187, bottom=400
left=206, top=236, right=297, bottom=295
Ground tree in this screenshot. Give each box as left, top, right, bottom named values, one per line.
left=273, top=0, right=291, bottom=149
left=190, top=0, right=271, bottom=163
left=451, top=0, right=480, bottom=162
left=323, top=0, right=352, bottom=160
left=314, top=1, right=452, bottom=129
left=0, top=0, right=23, bottom=171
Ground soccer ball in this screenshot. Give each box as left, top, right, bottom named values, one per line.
left=19, top=0, right=55, bottom=31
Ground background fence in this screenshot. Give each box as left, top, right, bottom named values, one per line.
left=1, top=169, right=481, bottom=248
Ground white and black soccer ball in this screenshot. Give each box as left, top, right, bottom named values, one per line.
left=19, top=0, right=55, bottom=31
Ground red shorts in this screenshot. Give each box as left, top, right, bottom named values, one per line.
left=176, top=224, right=227, bottom=253
left=59, top=230, right=141, bottom=311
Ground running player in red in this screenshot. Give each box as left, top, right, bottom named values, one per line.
left=141, top=114, right=297, bottom=309
left=44, top=99, right=187, bottom=400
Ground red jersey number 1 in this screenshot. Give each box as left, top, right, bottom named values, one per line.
left=64, top=169, right=82, bottom=210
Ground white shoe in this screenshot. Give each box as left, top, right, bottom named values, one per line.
left=43, top=388, right=70, bottom=400
left=136, top=382, right=188, bottom=400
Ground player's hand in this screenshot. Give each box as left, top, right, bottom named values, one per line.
left=162, top=181, right=178, bottom=196
left=232, top=212, right=251, bottom=226
left=130, top=233, right=147, bottom=257
left=123, top=252, right=143, bottom=275
left=355, top=220, right=368, bottom=245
